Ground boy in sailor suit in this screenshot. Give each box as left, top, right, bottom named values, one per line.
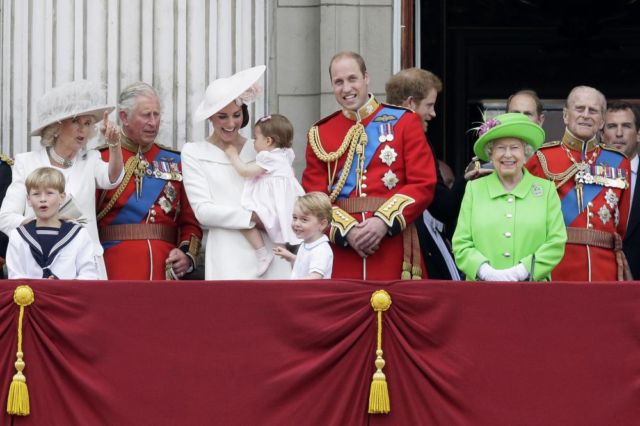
left=6, top=167, right=99, bottom=279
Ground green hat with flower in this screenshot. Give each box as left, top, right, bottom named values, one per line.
left=472, top=112, right=545, bottom=161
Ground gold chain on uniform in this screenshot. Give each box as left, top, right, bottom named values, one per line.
left=308, top=123, right=367, bottom=202
left=96, top=155, right=140, bottom=221
left=536, top=150, right=579, bottom=189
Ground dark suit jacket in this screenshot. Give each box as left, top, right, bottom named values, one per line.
left=624, top=174, right=640, bottom=280
left=0, top=158, right=12, bottom=278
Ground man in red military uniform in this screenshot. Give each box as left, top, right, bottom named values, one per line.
left=97, top=82, right=202, bottom=280
left=302, top=51, right=437, bottom=280
left=526, top=86, right=631, bottom=281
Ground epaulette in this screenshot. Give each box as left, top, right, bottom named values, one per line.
left=600, top=144, right=628, bottom=158
left=0, top=153, right=14, bottom=166
left=380, top=102, right=412, bottom=113
left=539, top=140, right=561, bottom=149
left=155, top=142, right=181, bottom=154
left=312, top=110, right=341, bottom=127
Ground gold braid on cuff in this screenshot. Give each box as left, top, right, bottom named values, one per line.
left=373, top=194, right=415, bottom=229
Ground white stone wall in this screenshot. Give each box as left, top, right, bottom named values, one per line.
left=0, top=0, right=267, bottom=155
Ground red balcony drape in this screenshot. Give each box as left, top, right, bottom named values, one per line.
left=1, top=280, right=640, bottom=425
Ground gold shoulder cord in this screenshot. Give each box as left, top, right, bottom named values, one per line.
left=96, top=155, right=140, bottom=221
left=308, top=124, right=366, bottom=202
left=535, top=150, right=578, bottom=189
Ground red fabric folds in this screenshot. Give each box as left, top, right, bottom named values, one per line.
left=1, top=280, right=640, bottom=425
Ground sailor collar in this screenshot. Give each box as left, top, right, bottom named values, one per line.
left=341, top=94, right=379, bottom=122
left=561, top=129, right=598, bottom=152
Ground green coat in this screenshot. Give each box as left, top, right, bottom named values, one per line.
left=452, top=169, right=567, bottom=281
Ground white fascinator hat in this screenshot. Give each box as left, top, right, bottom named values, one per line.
left=31, top=80, right=114, bottom=136
left=194, top=65, right=266, bottom=122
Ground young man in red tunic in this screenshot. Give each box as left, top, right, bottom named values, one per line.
left=97, top=83, right=202, bottom=280
left=302, top=52, right=437, bottom=280
left=526, top=86, right=631, bottom=281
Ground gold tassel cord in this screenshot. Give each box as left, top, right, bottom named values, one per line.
left=368, top=290, right=392, bottom=414
left=6, top=285, right=35, bottom=416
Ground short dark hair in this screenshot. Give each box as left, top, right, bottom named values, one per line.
left=506, top=89, right=543, bottom=116
left=328, top=51, right=367, bottom=80
left=385, top=68, right=443, bottom=106
left=607, top=100, right=640, bottom=130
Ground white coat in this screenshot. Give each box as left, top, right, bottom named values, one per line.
left=0, top=148, right=123, bottom=279
left=182, top=140, right=291, bottom=280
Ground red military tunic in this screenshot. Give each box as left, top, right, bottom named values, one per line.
left=97, top=138, right=202, bottom=280
left=526, top=130, right=631, bottom=281
left=302, top=96, right=437, bottom=280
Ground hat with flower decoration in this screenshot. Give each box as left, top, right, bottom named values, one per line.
left=194, top=65, right=266, bottom=122
left=31, top=80, right=114, bottom=136
left=472, top=112, right=545, bottom=161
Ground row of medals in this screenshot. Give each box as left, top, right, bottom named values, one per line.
left=137, top=156, right=183, bottom=182
left=575, top=162, right=627, bottom=189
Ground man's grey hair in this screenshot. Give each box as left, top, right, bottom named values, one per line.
left=565, top=85, right=607, bottom=116
left=118, top=82, right=160, bottom=119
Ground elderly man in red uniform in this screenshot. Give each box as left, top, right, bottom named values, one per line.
left=302, top=51, right=437, bottom=280
left=526, top=86, right=631, bottom=281
left=97, top=82, right=202, bottom=280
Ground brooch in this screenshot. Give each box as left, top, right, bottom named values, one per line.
left=382, top=170, right=399, bottom=190
left=379, top=145, right=398, bottom=166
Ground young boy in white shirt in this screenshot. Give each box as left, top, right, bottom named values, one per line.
left=6, top=167, right=99, bottom=279
left=274, top=192, right=333, bottom=279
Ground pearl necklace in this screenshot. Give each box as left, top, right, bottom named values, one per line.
left=48, top=146, right=74, bottom=168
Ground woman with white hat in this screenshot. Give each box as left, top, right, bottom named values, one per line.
left=0, top=80, right=124, bottom=279
left=452, top=113, right=567, bottom=281
left=182, top=65, right=291, bottom=279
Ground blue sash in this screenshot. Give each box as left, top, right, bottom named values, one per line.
left=560, top=149, right=623, bottom=225
left=103, top=148, right=180, bottom=250
left=335, top=107, right=406, bottom=198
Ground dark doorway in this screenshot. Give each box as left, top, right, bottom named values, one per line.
left=419, top=0, right=640, bottom=175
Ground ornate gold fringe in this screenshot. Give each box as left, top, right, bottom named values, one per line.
left=6, top=285, right=34, bottom=416
left=368, top=290, right=392, bottom=414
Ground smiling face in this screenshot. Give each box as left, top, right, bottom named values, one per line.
left=291, top=205, right=328, bottom=243
left=411, top=88, right=438, bottom=132
left=27, top=186, right=65, bottom=223
left=330, top=56, right=370, bottom=112
left=56, top=115, right=96, bottom=153
left=489, top=137, right=526, bottom=181
left=209, top=101, right=244, bottom=145
left=603, top=108, right=640, bottom=158
left=563, top=87, right=605, bottom=141
left=120, top=95, right=161, bottom=147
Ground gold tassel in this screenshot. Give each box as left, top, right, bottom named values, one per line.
left=6, top=285, right=35, bottom=416
left=411, top=265, right=422, bottom=280
left=400, top=261, right=411, bottom=280
left=368, top=290, right=392, bottom=414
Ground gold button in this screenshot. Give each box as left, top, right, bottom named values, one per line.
left=588, top=202, right=594, bottom=208
left=588, top=212, right=594, bottom=218
left=150, top=217, right=156, bottom=223
left=361, top=193, right=368, bottom=197
left=504, top=232, right=512, bottom=238
left=362, top=175, right=367, bottom=180
left=503, top=252, right=511, bottom=258
left=505, top=213, right=513, bottom=219
left=362, top=183, right=367, bottom=189
left=588, top=223, right=593, bottom=229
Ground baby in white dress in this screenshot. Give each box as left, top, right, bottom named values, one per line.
left=273, top=192, right=333, bottom=279
left=224, top=114, right=305, bottom=275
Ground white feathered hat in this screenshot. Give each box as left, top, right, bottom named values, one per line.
left=30, top=80, right=114, bottom=136
left=194, top=65, right=266, bottom=122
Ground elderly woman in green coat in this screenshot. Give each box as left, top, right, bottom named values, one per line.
left=453, top=113, right=567, bottom=281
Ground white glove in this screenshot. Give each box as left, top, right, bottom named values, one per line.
left=478, top=263, right=529, bottom=282
left=478, top=263, right=501, bottom=281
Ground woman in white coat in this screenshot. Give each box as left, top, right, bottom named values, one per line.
left=182, top=65, right=291, bottom=279
left=0, top=80, right=124, bottom=279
